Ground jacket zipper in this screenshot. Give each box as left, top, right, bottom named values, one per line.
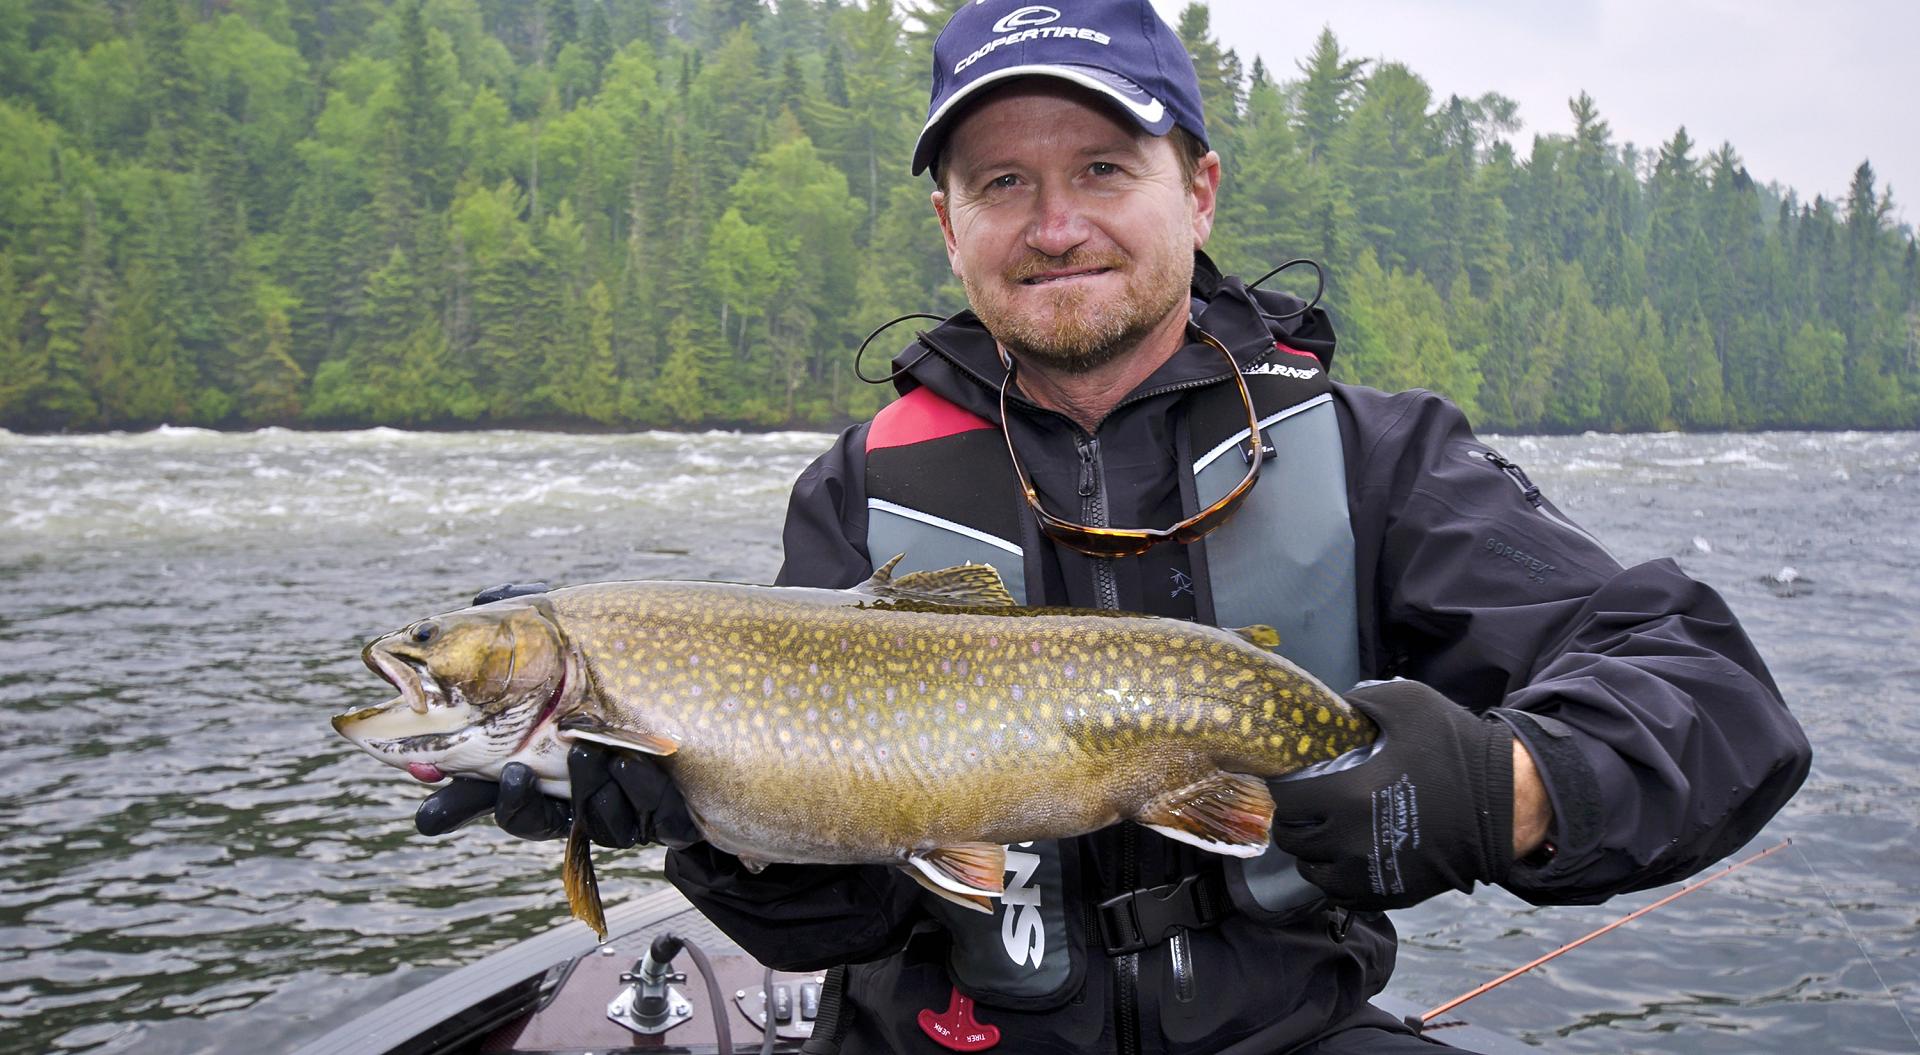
left=1076, top=435, right=1121, bottom=611
left=1075, top=431, right=1137, bottom=1052
left=1479, top=450, right=1617, bottom=559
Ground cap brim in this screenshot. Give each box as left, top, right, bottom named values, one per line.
left=911, top=64, right=1176, bottom=176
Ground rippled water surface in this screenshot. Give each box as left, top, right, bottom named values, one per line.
left=1, top=428, right=1915, bottom=1053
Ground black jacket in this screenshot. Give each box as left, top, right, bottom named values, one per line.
left=664, top=258, right=1811, bottom=1053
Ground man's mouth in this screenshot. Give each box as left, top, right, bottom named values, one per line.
left=1020, top=267, right=1112, bottom=286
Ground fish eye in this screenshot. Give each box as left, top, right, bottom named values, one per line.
left=411, top=621, right=439, bottom=644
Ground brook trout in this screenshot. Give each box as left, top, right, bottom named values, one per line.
left=333, top=559, right=1374, bottom=936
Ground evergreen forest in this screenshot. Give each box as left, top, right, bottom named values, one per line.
left=2, top=0, right=1916, bottom=432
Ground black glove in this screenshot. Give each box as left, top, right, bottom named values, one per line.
left=1266, top=679, right=1516, bottom=911
left=414, top=743, right=699, bottom=850
left=415, top=762, right=571, bottom=839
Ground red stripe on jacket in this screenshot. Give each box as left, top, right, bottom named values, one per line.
left=867, top=386, right=995, bottom=452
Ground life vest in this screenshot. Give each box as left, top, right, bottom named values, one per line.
left=862, top=341, right=1360, bottom=1008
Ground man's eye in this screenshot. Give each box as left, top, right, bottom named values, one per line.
left=1088, top=162, right=1119, bottom=177
left=987, top=174, right=1019, bottom=189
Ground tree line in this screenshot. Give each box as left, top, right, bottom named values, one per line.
left=1, top=0, right=1915, bottom=433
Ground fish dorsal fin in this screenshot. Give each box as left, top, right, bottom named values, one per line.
left=860, top=553, right=907, bottom=591
left=1135, top=771, right=1274, bottom=858
left=857, top=555, right=1018, bottom=608
left=1227, top=624, right=1281, bottom=650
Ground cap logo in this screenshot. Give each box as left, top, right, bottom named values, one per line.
left=991, top=6, right=1060, bottom=33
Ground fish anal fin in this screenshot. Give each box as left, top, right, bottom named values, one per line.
left=558, top=714, right=680, bottom=757
left=907, top=843, right=1007, bottom=899
left=737, top=854, right=771, bottom=874
left=563, top=817, right=608, bottom=939
left=899, top=864, right=996, bottom=914
left=1227, top=624, right=1281, bottom=650
left=1136, top=771, right=1274, bottom=858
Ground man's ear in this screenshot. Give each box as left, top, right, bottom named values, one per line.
left=1190, top=150, right=1222, bottom=249
left=932, top=189, right=962, bottom=276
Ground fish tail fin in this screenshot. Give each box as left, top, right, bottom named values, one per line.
left=563, top=816, right=608, bottom=939
left=1136, top=771, right=1274, bottom=858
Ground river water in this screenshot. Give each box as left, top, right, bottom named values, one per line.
left=0, top=427, right=1914, bottom=1053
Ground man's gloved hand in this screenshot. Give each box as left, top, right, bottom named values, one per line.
left=415, top=742, right=700, bottom=849
left=1267, top=679, right=1516, bottom=911
left=415, top=762, right=572, bottom=839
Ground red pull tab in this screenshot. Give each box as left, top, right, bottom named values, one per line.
left=916, top=986, right=1000, bottom=1051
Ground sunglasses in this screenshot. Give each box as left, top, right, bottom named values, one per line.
left=998, top=326, right=1265, bottom=558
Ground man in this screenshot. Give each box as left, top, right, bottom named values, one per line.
left=423, top=2, right=1811, bottom=1051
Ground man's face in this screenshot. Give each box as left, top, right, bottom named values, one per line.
left=931, top=82, right=1220, bottom=374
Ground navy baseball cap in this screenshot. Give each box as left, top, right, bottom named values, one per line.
left=912, top=0, right=1210, bottom=177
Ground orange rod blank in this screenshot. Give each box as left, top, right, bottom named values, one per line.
left=1420, top=837, right=1794, bottom=1024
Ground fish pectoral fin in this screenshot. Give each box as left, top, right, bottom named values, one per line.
left=558, top=715, right=680, bottom=756
left=855, top=556, right=1018, bottom=609
left=736, top=854, right=771, bottom=874
left=907, top=844, right=1007, bottom=899
left=563, top=816, right=609, bottom=940
left=1137, top=771, right=1275, bottom=858
left=899, top=865, right=997, bottom=915
left=1226, top=624, right=1281, bottom=650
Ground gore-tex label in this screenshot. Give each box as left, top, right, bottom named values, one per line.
left=1367, top=775, right=1421, bottom=897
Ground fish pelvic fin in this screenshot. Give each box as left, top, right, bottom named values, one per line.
left=858, top=555, right=1017, bottom=608
left=1136, top=771, right=1274, bottom=858
left=905, top=843, right=1007, bottom=903
left=558, top=714, right=680, bottom=757
left=1226, top=624, right=1281, bottom=650
left=900, top=864, right=997, bottom=914
left=563, top=815, right=608, bottom=939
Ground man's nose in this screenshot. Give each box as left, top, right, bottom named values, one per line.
left=1024, top=185, right=1092, bottom=258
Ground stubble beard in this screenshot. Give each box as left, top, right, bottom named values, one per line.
left=964, top=245, right=1194, bottom=375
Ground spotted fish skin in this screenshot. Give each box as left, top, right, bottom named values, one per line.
left=335, top=562, right=1375, bottom=929
left=548, top=575, right=1372, bottom=866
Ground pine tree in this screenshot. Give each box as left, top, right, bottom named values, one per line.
left=545, top=0, right=579, bottom=63
left=1175, top=4, right=1242, bottom=130
left=96, top=262, right=193, bottom=425
left=0, top=251, right=39, bottom=421
left=134, top=0, right=199, bottom=164
left=1294, top=28, right=1367, bottom=165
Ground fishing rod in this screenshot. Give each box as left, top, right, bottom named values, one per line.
left=1417, top=837, right=1793, bottom=1026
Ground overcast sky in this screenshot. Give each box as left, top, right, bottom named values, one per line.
left=1147, top=0, right=1917, bottom=223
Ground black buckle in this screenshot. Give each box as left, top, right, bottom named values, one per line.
left=1097, top=872, right=1232, bottom=956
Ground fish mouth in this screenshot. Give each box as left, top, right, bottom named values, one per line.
left=365, top=647, right=445, bottom=714
left=332, top=646, right=569, bottom=785
left=332, top=648, right=473, bottom=772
